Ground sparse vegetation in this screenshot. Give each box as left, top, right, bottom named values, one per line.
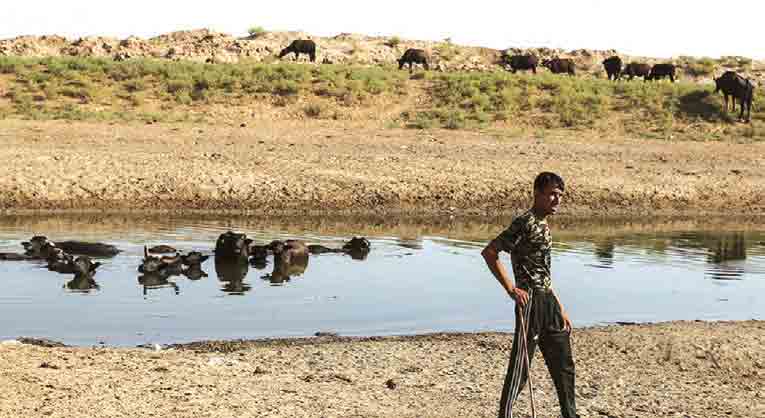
left=680, top=56, right=717, bottom=77
left=0, top=56, right=762, bottom=140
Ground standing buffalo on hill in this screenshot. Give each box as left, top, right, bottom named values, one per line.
left=714, top=71, right=755, bottom=122
left=279, top=40, right=317, bottom=62
left=398, top=48, right=430, bottom=72
left=647, top=64, right=677, bottom=82
left=504, top=54, right=539, bottom=74
left=602, top=56, right=622, bottom=81
left=542, top=58, right=576, bottom=76
left=623, top=63, right=651, bottom=81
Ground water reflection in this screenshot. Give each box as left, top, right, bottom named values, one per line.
left=138, top=272, right=180, bottom=295
left=706, top=233, right=747, bottom=281
left=263, top=252, right=309, bottom=285
left=214, top=256, right=251, bottom=295
left=592, top=239, right=615, bottom=269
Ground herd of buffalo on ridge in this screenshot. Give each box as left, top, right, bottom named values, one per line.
left=0, top=232, right=371, bottom=294
left=275, top=39, right=756, bottom=122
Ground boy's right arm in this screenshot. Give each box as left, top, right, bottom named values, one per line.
left=481, top=241, right=529, bottom=307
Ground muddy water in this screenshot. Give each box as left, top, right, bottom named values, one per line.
left=0, top=214, right=763, bottom=346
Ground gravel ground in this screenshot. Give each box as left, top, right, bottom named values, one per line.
left=0, top=119, right=763, bottom=216
left=0, top=321, right=762, bottom=418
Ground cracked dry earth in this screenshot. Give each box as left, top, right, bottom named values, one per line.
left=0, top=321, right=762, bottom=418
left=0, top=119, right=763, bottom=216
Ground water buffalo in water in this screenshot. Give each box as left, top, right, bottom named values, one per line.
left=263, top=240, right=310, bottom=284
left=148, top=245, right=176, bottom=254
left=504, top=54, right=538, bottom=74
left=65, top=256, right=102, bottom=291
left=647, top=64, right=677, bottom=82
left=307, top=237, right=371, bottom=258
left=215, top=231, right=252, bottom=259
left=602, top=56, right=622, bottom=81
left=398, top=48, right=430, bottom=72
left=623, top=63, right=651, bottom=81
left=279, top=40, right=317, bottom=62
left=22, top=236, right=120, bottom=258
left=542, top=58, right=576, bottom=76
left=714, top=71, right=754, bottom=122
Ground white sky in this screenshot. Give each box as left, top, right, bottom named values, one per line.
left=4, top=1, right=763, bottom=59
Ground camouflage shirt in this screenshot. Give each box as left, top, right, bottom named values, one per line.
left=493, top=210, right=552, bottom=290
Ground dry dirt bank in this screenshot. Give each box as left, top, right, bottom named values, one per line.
left=0, top=119, right=764, bottom=216
left=0, top=321, right=762, bottom=418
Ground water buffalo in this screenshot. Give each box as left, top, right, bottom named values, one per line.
left=148, top=245, right=176, bottom=254
left=279, top=40, right=317, bottom=62
left=542, top=58, right=576, bottom=76
left=647, top=64, right=677, bottom=82
left=138, top=247, right=183, bottom=276
left=180, top=251, right=209, bottom=266
left=398, top=48, right=430, bottom=72
left=504, top=54, right=538, bottom=74
left=269, top=240, right=309, bottom=264
left=22, top=236, right=120, bottom=257
left=65, top=256, right=101, bottom=291
left=342, top=237, right=371, bottom=260
left=602, top=56, right=622, bottom=81
left=714, top=71, right=754, bottom=122
left=623, top=63, right=651, bottom=81
left=46, top=247, right=77, bottom=274
left=215, top=231, right=252, bottom=259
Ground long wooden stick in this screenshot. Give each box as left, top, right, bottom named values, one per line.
left=518, top=308, right=537, bottom=418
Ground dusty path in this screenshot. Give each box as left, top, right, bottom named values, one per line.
left=0, top=321, right=762, bottom=418
left=0, top=119, right=763, bottom=216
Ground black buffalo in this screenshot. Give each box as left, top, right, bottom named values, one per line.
left=22, top=236, right=120, bottom=257
left=398, top=48, right=430, bottom=72
left=504, top=54, right=539, bottom=74
left=602, top=56, right=622, bottom=81
left=623, top=63, right=651, bottom=81
left=214, top=231, right=252, bottom=259
left=279, top=40, right=317, bottom=62
left=542, top=58, right=576, bottom=76
left=714, top=71, right=754, bottom=122
left=648, top=64, right=677, bottom=82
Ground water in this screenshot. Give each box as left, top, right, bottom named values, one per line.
left=1, top=214, right=763, bottom=346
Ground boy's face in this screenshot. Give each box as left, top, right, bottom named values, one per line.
left=534, top=183, right=564, bottom=216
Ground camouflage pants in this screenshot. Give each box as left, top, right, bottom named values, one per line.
left=498, top=289, right=577, bottom=418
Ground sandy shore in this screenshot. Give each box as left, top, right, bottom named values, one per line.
left=0, top=321, right=762, bottom=418
left=1, top=119, right=764, bottom=216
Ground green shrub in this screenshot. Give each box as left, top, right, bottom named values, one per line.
left=386, top=36, right=401, bottom=48
left=247, top=26, right=266, bottom=38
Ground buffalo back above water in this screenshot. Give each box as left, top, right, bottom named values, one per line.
left=602, top=56, right=622, bottom=80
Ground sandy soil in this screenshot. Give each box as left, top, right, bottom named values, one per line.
left=1, top=321, right=762, bottom=418
left=0, top=119, right=763, bottom=216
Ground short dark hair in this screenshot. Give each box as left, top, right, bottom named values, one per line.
left=533, top=172, right=565, bottom=193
